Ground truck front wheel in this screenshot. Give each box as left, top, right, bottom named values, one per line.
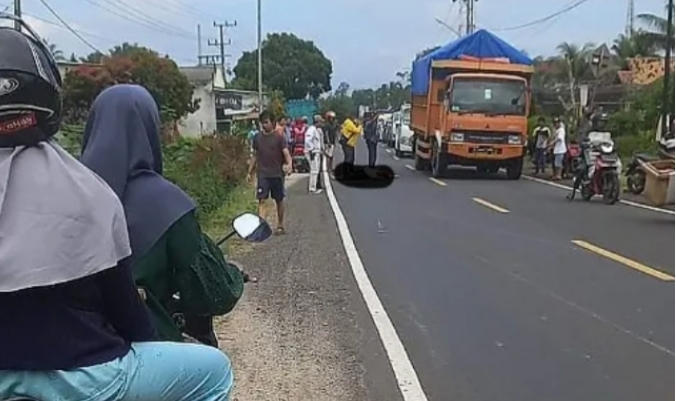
left=413, top=138, right=429, bottom=171
left=431, top=140, right=446, bottom=178
left=506, top=157, right=523, bottom=180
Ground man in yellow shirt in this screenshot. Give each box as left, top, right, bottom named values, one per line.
left=340, top=115, right=362, bottom=164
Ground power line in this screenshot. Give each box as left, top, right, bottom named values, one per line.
left=102, top=0, right=195, bottom=38
left=0, top=2, right=195, bottom=63
left=492, top=0, right=593, bottom=31
left=36, top=0, right=103, bottom=53
left=75, top=0, right=195, bottom=40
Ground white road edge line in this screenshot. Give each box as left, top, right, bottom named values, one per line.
left=523, top=175, right=675, bottom=215
left=321, top=162, right=430, bottom=401
left=393, top=155, right=400, bottom=161
left=405, top=164, right=416, bottom=171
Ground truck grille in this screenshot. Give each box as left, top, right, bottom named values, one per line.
left=462, top=131, right=513, bottom=144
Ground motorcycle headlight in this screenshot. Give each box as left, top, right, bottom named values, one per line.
left=450, top=132, right=464, bottom=142
left=600, top=143, right=614, bottom=153
left=508, top=135, right=521, bottom=145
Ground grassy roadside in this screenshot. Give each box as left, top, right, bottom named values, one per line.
left=203, top=182, right=257, bottom=254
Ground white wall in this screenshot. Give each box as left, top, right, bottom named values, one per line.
left=178, top=85, right=216, bottom=137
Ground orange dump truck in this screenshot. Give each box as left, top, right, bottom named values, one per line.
left=410, top=30, right=534, bottom=179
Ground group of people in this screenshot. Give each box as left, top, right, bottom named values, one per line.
left=245, top=109, right=382, bottom=234
left=530, top=116, right=568, bottom=180
left=1, top=25, right=239, bottom=400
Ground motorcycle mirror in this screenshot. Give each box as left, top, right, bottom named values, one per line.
left=232, top=212, right=272, bottom=243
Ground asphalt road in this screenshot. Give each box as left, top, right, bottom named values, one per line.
left=331, top=142, right=675, bottom=401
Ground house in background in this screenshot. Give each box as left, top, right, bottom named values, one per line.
left=56, top=61, right=266, bottom=137
left=170, top=65, right=268, bottom=137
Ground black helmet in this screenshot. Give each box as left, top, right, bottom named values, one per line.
left=0, top=15, right=62, bottom=148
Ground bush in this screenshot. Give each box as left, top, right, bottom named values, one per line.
left=614, top=130, right=656, bottom=159
left=54, top=127, right=249, bottom=223
left=163, top=135, right=249, bottom=220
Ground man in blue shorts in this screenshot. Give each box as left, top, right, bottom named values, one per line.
left=247, top=110, right=292, bottom=234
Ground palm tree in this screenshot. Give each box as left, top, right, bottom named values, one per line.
left=555, top=42, right=595, bottom=113
left=43, top=39, right=65, bottom=61
left=612, top=33, right=659, bottom=68
left=637, top=5, right=675, bottom=51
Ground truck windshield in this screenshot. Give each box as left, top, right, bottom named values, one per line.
left=449, top=78, right=527, bottom=116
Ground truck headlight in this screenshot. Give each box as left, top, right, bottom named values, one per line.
left=508, top=135, right=521, bottom=145
left=400, top=136, right=410, bottom=146
left=450, top=133, right=464, bottom=142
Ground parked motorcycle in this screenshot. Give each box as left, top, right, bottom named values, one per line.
left=625, top=135, right=675, bottom=195
left=571, top=132, right=621, bottom=204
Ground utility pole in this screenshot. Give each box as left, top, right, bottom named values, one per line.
left=209, top=20, right=236, bottom=75
left=13, top=0, right=21, bottom=30
left=661, top=0, right=674, bottom=135
left=197, top=24, right=202, bottom=66
left=256, top=0, right=263, bottom=109
left=452, top=0, right=477, bottom=35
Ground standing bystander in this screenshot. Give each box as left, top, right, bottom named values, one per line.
left=550, top=117, right=567, bottom=181
left=247, top=110, right=292, bottom=234
left=304, top=115, right=324, bottom=194
left=532, top=117, right=551, bottom=175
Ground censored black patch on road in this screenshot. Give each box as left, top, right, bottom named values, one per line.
left=333, top=163, right=395, bottom=189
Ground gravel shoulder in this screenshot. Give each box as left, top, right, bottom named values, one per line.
left=216, top=175, right=403, bottom=401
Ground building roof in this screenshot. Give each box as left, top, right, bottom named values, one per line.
left=179, top=66, right=215, bottom=84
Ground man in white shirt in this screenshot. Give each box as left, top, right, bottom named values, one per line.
left=550, top=117, right=567, bottom=180
left=304, top=115, right=324, bottom=194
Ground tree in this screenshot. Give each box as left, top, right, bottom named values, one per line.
left=232, top=33, right=332, bottom=100
left=44, top=39, right=65, bottom=61
left=612, top=33, right=658, bottom=68
left=63, top=43, right=197, bottom=123
left=80, top=51, right=105, bottom=63
left=637, top=8, right=675, bottom=51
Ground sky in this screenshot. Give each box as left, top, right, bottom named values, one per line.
left=0, top=0, right=669, bottom=89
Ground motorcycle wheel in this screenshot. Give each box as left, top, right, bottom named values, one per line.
left=602, top=172, right=620, bottom=205
left=626, top=171, right=646, bottom=195
left=581, top=184, right=594, bottom=201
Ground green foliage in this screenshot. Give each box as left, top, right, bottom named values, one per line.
left=615, top=131, right=657, bottom=159
left=54, top=126, right=248, bottom=224
left=232, top=33, right=332, bottom=99
left=163, top=135, right=249, bottom=221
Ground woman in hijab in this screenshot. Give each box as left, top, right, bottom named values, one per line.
left=0, top=24, right=232, bottom=401
left=80, top=84, right=244, bottom=348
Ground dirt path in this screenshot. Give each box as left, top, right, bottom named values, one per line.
left=216, top=175, right=401, bottom=401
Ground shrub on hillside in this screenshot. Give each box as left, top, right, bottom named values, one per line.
left=54, top=126, right=248, bottom=221
left=163, top=135, right=248, bottom=219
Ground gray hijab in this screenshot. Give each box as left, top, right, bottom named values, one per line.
left=80, top=84, right=195, bottom=258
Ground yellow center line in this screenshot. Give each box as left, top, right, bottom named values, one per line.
left=472, top=197, right=510, bottom=213
left=428, top=177, right=447, bottom=186
left=572, top=240, right=675, bottom=282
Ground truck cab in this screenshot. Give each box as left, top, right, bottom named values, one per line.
left=409, top=30, right=534, bottom=179
left=441, top=72, right=530, bottom=174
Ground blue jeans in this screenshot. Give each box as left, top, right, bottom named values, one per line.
left=534, top=148, right=547, bottom=173
left=0, top=342, right=233, bottom=401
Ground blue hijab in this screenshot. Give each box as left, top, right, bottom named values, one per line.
left=80, top=84, right=196, bottom=258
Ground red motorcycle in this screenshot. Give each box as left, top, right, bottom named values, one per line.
left=574, top=136, right=621, bottom=205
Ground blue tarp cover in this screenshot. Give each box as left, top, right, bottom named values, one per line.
left=410, top=29, right=533, bottom=96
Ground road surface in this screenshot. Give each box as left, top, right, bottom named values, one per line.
left=330, top=143, right=674, bottom=401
